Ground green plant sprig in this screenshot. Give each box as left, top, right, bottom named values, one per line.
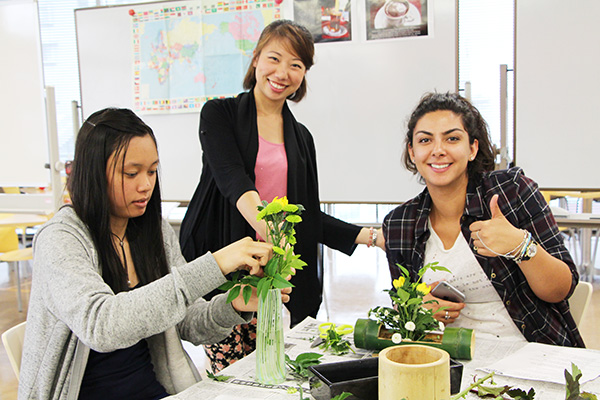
left=219, top=197, right=307, bottom=303
left=369, top=262, right=450, bottom=341
left=319, top=325, right=355, bottom=356
left=285, top=352, right=323, bottom=380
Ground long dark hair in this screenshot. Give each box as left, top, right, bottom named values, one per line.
left=403, top=92, right=496, bottom=183
left=68, top=108, right=169, bottom=293
left=243, top=19, right=314, bottom=102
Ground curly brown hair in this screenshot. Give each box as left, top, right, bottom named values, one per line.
left=402, top=92, right=496, bottom=182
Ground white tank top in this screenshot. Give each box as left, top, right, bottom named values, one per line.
left=422, top=219, right=526, bottom=342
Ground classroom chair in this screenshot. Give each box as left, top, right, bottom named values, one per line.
left=0, top=223, right=32, bottom=312
left=568, top=281, right=593, bottom=328
left=1, top=321, right=26, bottom=380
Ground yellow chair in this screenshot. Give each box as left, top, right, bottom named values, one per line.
left=1, top=321, right=27, bottom=380
left=0, top=218, right=32, bottom=312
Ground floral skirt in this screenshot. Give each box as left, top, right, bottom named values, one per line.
left=203, top=317, right=257, bottom=373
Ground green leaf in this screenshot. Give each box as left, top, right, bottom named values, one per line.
left=476, top=384, right=509, bottom=396
left=264, top=257, right=279, bottom=276
left=331, top=393, right=353, bottom=400
left=218, top=280, right=236, bottom=291
left=395, top=263, right=410, bottom=278
left=258, top=277, right=273, bottom=299
left=243, top=275, right=261, bottom=287
left=273, top=246, right=285, bottom=255
left=273, top=273, right=293, bottom=289
left=396, top=288, right=410, bottom=303
left=406, top=298, right=422, bottom=306
left=242, top=285, right=253, bottom=304
left=285, top=215, right=302, bottom=223
left=226, top=285, right=241, bottom=303
left=283, top=204, right=298, bottom=212
left=290, top=258, right=307, bottom=270
left=566, top=363, right=583, bottom=400
left=581, top=393, right=599, bottom=400
left=206, top=370, right=233, bottom=382
left=256, top=208, right=267, bottom=221
left=295, top=352, right=323, bottom=365
left=265, top=201, right=283, bottom=214
left=507, top=387, right=536, bottom=400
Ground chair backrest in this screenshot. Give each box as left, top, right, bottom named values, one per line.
left=1, top=321, right=27, bottom=380
left=568, top=281, right=593, bottom=327
left=0, top=222, right=19, bottom=253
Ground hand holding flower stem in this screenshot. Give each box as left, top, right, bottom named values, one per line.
left=220, top=196, right=307, bottom=303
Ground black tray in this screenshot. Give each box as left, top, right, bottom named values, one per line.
left=308, top=357, right=463, bottom=400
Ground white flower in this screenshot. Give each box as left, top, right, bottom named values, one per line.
left=384, top=310, right=389, bottom=317
left=419, top=308, right=426, bottom=314
left=405, top=321, right=416, bottom=332
left=439, top=321, right=446, bottom=332
left=392, top=332, right=403, bottom=344
left=394, top=315, right=400, bottom=322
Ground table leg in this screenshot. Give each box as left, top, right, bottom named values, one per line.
left=581, top=228, right=592, bottom=282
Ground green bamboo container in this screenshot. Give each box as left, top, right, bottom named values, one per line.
left=353, top=318, right=474, bottom=360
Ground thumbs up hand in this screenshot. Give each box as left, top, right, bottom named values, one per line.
left=469, top=194, right=525, bottom=257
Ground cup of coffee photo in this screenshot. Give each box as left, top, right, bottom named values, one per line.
left=383, top=0, right=410, bottom=26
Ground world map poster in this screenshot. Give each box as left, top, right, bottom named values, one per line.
left=132, top=0, right=281, bottom=114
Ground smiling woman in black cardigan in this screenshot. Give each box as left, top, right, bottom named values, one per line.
left=179, top=20, right=383, bottom=372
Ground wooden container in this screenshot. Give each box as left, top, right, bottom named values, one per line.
left=379, top=345, right=450, bottom=400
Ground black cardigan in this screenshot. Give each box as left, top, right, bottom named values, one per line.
left=179, top=91, right=361, bottom=323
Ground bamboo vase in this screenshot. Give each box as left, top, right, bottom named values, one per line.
left=379, top=344, right=450, bottom=400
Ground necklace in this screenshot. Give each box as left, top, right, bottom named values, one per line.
left=111, top=232, right=130, bottom=286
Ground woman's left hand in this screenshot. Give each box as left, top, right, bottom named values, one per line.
left=469, top=194, right=524, bottom=257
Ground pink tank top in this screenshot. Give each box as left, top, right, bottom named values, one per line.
left=255, top=135, right=287, bottom=241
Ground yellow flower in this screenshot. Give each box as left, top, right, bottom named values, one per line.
left=416, top=282, right=431, bottom=295
left=393, top=277, right=405, bottom=289
left=273, top=196, right=288, bottom=206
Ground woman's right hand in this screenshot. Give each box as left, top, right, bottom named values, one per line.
left=212, top=237, right=272, bottom=276
left=423, top=282, right=465, bottom=325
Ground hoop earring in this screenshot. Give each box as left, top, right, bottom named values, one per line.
left=287, top=91, right=297, bottom=100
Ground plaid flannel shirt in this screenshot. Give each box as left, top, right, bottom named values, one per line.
left=383, top=167, right=584, bottom=347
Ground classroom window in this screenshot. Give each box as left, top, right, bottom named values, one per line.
left=37, top=0, right=149, bottom=163
left=458, top=0, right=515, bottom=164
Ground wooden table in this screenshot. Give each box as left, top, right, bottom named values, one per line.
left=0, top=213, right=49, bottom=246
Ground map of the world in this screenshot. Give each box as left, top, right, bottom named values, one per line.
left=132, top=1, right=280, bottom=114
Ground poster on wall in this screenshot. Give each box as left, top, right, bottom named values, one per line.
left=293, top=0, right=351, bottom=43
left=132, top=0, right=281, bottom=114
left=366, top=0, right=428, bottom=40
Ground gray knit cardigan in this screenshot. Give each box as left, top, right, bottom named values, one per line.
left=18, top=206, right=251, bottom=399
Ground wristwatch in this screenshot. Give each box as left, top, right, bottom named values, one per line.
left=521, top=241, right=538, bottom=262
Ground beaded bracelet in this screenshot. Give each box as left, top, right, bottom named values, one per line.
left=371, top=228, right=378, bottom=248
left=476, top=229, right=530, bottom=260
left=367, top=227, right=374, bottom=248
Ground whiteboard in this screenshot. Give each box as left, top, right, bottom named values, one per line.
left=0, top=0, right=49, bottom=187
left=76, top=0, right=457, bottom=202
left=515, top=0, right=600, bottom=189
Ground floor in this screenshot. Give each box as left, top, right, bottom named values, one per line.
left=1, top=244, right=599, bottom=399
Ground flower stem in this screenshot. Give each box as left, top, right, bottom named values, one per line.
left=449, top=371, right=495, bottom=400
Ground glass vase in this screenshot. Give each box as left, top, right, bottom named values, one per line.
left=255, top=288, right=286, bottom=384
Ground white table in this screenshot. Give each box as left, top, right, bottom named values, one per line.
left=167, top=318, right=600, bottom=399
left=555, top=215, right=600, bottom=281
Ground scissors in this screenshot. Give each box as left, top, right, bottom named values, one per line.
left=310, top=322, right=354, bottom=348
